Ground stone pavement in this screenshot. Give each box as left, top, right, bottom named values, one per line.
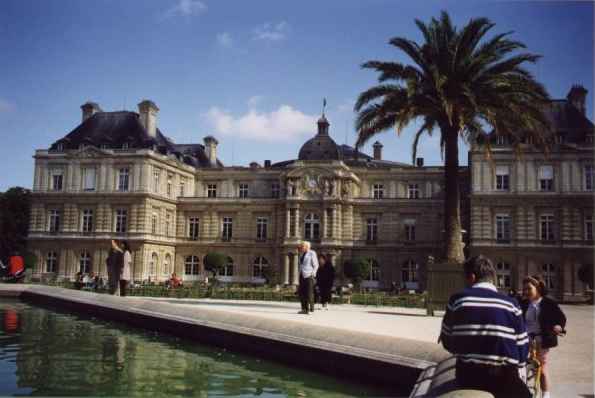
left=140, top=297, right=594, bottom=398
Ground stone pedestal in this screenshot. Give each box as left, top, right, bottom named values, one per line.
left=425, top=258, right=464, bottom=316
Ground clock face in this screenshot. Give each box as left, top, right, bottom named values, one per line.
left=307, top=178, right=317, bottom=189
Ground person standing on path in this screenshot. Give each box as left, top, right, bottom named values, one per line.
left=439, top=255, right=531, bottom=398
left=120, top=241, right=132, bottom=297
left=106, top=240, right=123, bottom=295
left=316, top=253, right=335, bottom=310
left=521, top=275, right=567, bottom=398
left=297, top=241, right=318, bottom=315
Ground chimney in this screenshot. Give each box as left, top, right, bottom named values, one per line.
left=416, top=157, right=424, bottom=167
left=567, top=85, right=588, bottom=115
left=203, top=136, right=219, bottom=167
left=138, top=100, right=159, bottom=138
left=80, top=101, right=102, bottom=122
left=264, top=160, right=271, bottom=168
left=373, top=141, right=383, bottom=160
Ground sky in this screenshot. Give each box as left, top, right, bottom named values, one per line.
left=0, top=0, right=593, bottom=191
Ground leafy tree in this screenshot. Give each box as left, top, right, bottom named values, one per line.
left=354, top=11, right=551, bottom=263
left=0, top=187, right=31, bottom=263
left=343, top=257, right=371, bottom=289
left=203, top=252, right=227, bottom=276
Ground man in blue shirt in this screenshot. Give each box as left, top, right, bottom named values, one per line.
left=297, top=241, right=319, bottom=314
left=440, top=255, right=530, bottom=398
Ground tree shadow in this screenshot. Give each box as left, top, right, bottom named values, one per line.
left=367, top=310, right=428, bottom=317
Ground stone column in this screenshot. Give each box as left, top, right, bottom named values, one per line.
left=283, top=254, right=290, bottom=285
left=332, top=205, right=338, bottom=239
left=291, top=253, right=299, bottom=285
left=322, top=208, right=328, bottom=238
left=285, top=208, right=291, bottom=238
left=295, top=207, right=300, bottom=238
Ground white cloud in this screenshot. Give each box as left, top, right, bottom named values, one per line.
left=216, top=32, right=233, bottom=48
left=0, top=99, right=15, bottom=113
left=253, top=21, right=290, bottom=41
left=203, top=104, right=317, bottom=141
left=336, top=99, right=355, bottom=114
left=247, top=95, right=263, bottom=108
left=165, top=0, right=207, bottom=18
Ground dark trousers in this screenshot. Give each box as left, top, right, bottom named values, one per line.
left=119, top=280, right=128, bottom=297
left=318, top=286, right=332, bottom=305
left=456, top=361, right=531, bottom=398
left=298, top=275, right=314, bottom=312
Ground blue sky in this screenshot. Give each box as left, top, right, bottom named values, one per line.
left=0, top=0, right=593, bottom=191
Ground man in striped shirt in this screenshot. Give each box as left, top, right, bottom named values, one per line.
left=440, top=255, right=530, bottom=398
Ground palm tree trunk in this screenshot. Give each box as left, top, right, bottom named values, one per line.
left=443, top=126, right=465, bottom=263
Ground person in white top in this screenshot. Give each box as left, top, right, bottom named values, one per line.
left=297, top=241, right=319, bottom=314
left=120, top=241, right=132, bottom=297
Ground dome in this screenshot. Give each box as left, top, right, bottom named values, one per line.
left=297, top=113, right=341, bottom=161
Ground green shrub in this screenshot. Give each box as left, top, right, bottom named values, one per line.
left=343, top=257, right=371, bottom=288
left=204, top=252, right=228, bottom=276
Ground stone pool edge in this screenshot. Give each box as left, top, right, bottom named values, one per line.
left=1, top=284, right=448, bottom=394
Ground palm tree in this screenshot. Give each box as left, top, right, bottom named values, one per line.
left=354, top=11, right=551, bottom=263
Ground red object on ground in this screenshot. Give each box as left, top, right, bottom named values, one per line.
left=9, top=256, right=24, bottom=276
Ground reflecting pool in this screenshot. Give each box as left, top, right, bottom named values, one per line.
left=0, top=300, right=395, bottom=397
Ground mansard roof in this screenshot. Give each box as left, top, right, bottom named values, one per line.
left=49, top=111, right=222, bottom=168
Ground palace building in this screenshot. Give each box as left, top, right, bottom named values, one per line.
left=27, top=86, right=594, bottom=301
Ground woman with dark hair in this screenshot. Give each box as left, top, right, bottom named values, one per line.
left=521, top=275, right=567, bottom=398
left=316, top=254, right=335, bottom=310
left=120, top=241, right=132, bottom=297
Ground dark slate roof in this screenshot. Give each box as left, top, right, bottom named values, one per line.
left=297, top=133, right=342, bottom=161
left=49, top=111, right=221, bottom=168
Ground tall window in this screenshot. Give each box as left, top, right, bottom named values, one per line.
left=115, top=209, right=127, bottom=233
left=496, top=135, right=507, bottom=145
left=179, top=180, right=186, bottom=197
left=163, top=254, right=172, bottom=276
left=366, top=218, right=378, bottom=242
left=408, top=184, right=420, bottom=199
left=49, top=209, right=60, bottom=232
left=151, top=213, right=158, bottom=234
left=239, top=183, right=249, bottom=199
left=222, top=217, right=233, bottom=241
left=46, top=251, right=58, bottom=273
left=185, top=255, right=200, bottom=275
left=83, top=167, right=96, bottom=191
left=189, top=217, right=200, bottom=240
left=585, top=165, right=594, bottom=191
left=402, top=259, right=418, bottom=283
left=585, top=215, right=593, bottom=241
left=271, top=182, right=280, bottom=198
left=149, top=253, right=158, bottom=277
left=495, top=262, right=511, bottom=289
left=165, top=212, right=172, bottom=237
left=540, top=214, right=554, bottom=241
left=51, top=171, right=63, bottom=191
left=495, top=166, right=510, bottom=191
left=256, top=217, right=268, bottom=240
left=495, top=214, right=511, bottom=242
left=81, top=209, right=93, bottom=233
left=79, top=251, right=91, bottom=274
left=368, top=259, right=380, bottom=281
left=542, top=263, right=556, bottom=289
left=304, top=213, right=320, bottom=240
left=404, top=220, right=416, bottom=241
left=289, top=209, right=296, bottom=237
left=373, top=184, right=384, bottom=199
left=325, top=208, right=333, bottom=238
left=253, top=257, right=269, bottom=278
left=118, top=168, right=129, bottom=192
left=222, top=257, right=234, bottom=277
left=153, top=169, right=160, bottom=193
left=539, top=165, right=554, bottom=191
left=207, top=184, right=217, bottom=198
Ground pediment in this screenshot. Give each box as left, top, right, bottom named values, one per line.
left=67, top=146, right=109, bottom=158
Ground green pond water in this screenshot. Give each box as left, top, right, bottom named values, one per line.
left=0, top=300, right=397, bottom=397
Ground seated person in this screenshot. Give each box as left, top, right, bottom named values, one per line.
left=169, top=272, right=182, bottom=288
left=8, top=252, right=25, bottom=282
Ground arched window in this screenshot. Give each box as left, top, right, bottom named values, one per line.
left=367, top=259, right=380, bottom=281
left=496, top=262, right=511, bottom=289
left=185, top=256, right=200, bottom=275
left=149, top=253, right=158, bottom=277
left=402, top=259, right=418, bottom=283
left=79, top=251, right=92, bottom=274
left=163, top=254, right=172, bottom=275
left=542, top=263, right=556, bottom=289
left=253, top=257, right=269, bottom=278
left=46, top=251, right=58, bottom=273
left=304, top=213, right=320, bottom=240
left=222, top=257, right=234, bottom=277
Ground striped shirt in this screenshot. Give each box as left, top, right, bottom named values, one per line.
left=440, top=283, right=529, bottom=368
